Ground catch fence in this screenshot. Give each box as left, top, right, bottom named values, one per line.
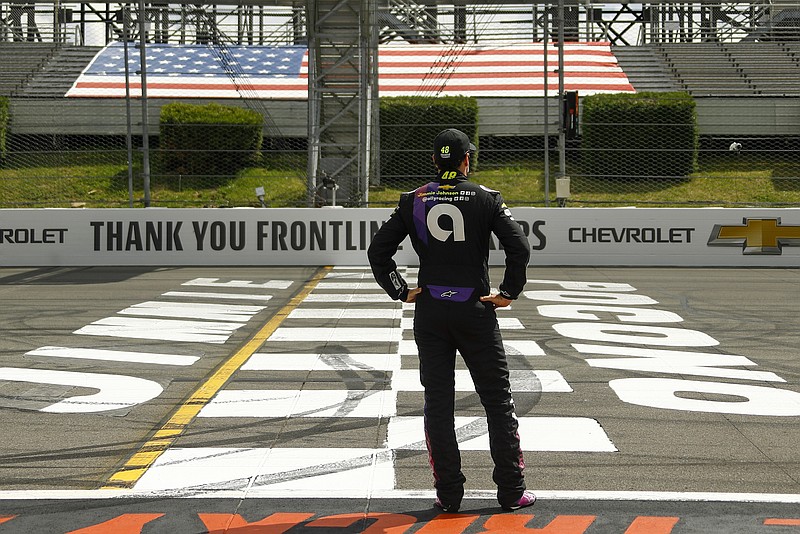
left=1, top=2, right=799, bottom=208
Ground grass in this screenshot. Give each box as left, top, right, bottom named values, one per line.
left=370, top=158, right=800, bottom=208
left=1, top=154, right=799, bottom=208
left=146, top=168, right=308, bottom=208
left=0, top=162, right=309, bottom=208
left=369, top=166, right=538, bottom=207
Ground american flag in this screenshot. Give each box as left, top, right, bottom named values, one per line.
left=66, top=41, right=633, bottom=98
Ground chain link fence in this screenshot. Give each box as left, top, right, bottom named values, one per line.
left=1, top=111, right=311, bottom=208
left=1, top=2, right=799, bottom=208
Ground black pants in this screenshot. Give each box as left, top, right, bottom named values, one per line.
left=413, top=290, right=526, bottom=507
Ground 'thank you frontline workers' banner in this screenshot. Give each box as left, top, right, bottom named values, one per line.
left=0, top=208, right=799, bottom=267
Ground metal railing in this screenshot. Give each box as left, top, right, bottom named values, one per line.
left=3, top=2, right=800, bottom=47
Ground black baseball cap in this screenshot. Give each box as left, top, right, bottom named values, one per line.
left=433, top=128, right=476, bottom=169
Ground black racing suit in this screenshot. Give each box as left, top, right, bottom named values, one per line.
left=367, top=170, right=531, bottom=508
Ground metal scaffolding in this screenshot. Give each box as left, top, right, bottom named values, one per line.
left=306, top=0, right=377, bottom=207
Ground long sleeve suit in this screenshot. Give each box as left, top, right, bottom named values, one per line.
left=367, top=170, right=531, bottom=508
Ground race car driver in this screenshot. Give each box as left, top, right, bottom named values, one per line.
left=367, top=128, right=535, bottom=512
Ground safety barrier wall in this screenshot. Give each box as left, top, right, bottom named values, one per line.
left=0, top=207, right=798, bottom=267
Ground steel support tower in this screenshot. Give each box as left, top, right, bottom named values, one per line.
left=306, top=0, right=378, bottom=207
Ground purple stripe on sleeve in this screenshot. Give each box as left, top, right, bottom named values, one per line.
left=412, top=183, right=437, bottom=245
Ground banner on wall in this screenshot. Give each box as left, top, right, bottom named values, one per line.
left=0, top=208, right=799, bottom=267
left=65, top=42, right=633, bottom=99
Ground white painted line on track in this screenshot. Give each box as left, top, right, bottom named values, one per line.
left=198, top=389, right=397, bottom=418
left=324, top=271, right=371, bottom=279
left=25, top=346, right=200, bottom=366
left=243, top=353, right=401, bottom=372
left=0, top=489, right=798, bottom=504
left=315, top=281, right=384, bottom=290
left=303, top=293, right=396, bottom=303
left=399, top=317, right=524, bottom=329
left=390, top=369, right=572, bottom=392
left=131, top=448, right=396, bottom=493
left=75, top=317, right=245, bottom=344
left=498, top=317, right=525, bottom=329
left=397, top=339, right=545, bottom=356
left=388, top=416, right=617, bottom=452
left=268, top=327, right=402, bottom=342
left=119, top=301, right=266, bottom=322
left=162, top=291, right=274, bottom=301
left=315, top=278, right=417, bottom=288
left=288, top=308, right=403, bottom=320
left=182, top=278, right=293, bottom=290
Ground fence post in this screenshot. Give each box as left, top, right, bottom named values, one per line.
left=137, top=0, right=151, bottom=207
left=557, top=0, right=567, bottom=191
left=543, top=11, right=550, bottom=207
left=122, top=9, right=134, bottom=208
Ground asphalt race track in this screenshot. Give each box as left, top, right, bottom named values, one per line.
left=0, top=265, right=798, bottom=533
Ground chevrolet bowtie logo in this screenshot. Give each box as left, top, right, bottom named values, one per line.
left=708, top=218, right=800, bottom=255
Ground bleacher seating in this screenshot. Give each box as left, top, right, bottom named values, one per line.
left=658, top=43, right=754, bottom=95
left=0, top=42, right=56, bottom=96
left=20, top=46, right=103, bottom=97
left=658, top=41, right=800, bottom=96
left=612, top=45, right=680, bottom=92
left=727, top=42, right=800, bottom=95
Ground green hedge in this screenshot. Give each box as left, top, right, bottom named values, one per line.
left=159, top=102, right=263, bottom=177
left=0, top=97, right=8, bottom=164
left=380, top=96, right=478, bottom=182
left=581, top=91, right=698, bottom=178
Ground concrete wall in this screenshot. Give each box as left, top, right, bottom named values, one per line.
left=8, top=95, right=800, bottom=138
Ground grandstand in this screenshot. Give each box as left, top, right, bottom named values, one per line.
left=4, top=40, right=800, bottom=134
left=6, top=42, right=800, bottom=100
left=0, top=41, right=680, bottom=137
left=655, top=41, right=800, bottom=96
left=3, top=2, right=800, bottom=121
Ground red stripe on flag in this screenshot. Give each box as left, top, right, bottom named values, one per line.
left=74, top=82, right=308, bottom=91
left=379, top=83, right=635, bottom=92
left=377, top=47, right=616, bottom=57
left=376, top=71, right=630, bottom=80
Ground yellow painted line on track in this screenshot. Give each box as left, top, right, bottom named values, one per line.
left=103, top=266, right=332, bottom=489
